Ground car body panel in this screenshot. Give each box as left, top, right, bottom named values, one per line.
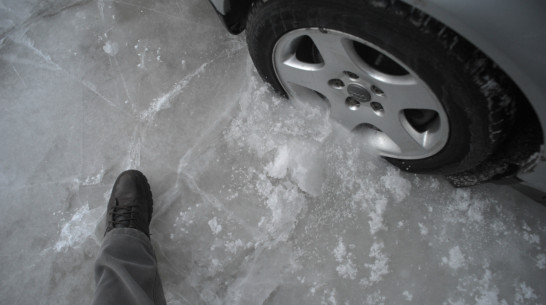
left=209, top=0, right=546, bottom=192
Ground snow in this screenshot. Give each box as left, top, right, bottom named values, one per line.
left=380, top=167, right=411, bottom=203
left=515, top=282, right=538, bottom=304
left=208, top=217, right=222, bottom=235
left=1, top=0, right=546, bottom=304
left=361, top=242, right=390, bottom=286
left=442, top=246, right=466, bottom=270
left=52, top=204, right=103, bottom=252
left=102, top=40, right=118, bottom=56
left=537, top=254, right=546, bottom=269
left=334, top=238, right=358, bottom=280
left=403, top=290, right=414, bottom=301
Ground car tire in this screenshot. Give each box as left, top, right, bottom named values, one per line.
left=246, top=0, right=516, bottom=175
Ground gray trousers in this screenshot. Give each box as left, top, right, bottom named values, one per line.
left=91, top=228, right=167, bottom=305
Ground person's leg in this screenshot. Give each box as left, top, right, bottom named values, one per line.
left=91, top=170, right=166, bottom=305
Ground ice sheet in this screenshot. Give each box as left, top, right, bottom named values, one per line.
left=0, top=0, right=545, bottom=304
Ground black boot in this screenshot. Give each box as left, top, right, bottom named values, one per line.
left=105, top=170, right=153, bottom=237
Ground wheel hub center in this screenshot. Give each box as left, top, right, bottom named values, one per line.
left=347, top=84, right=371, bottom=103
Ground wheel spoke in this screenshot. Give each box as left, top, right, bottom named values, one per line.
left=377, top=113, right=428, bottom=155
left=275, top=56, right=327, bottom=93
left=378, top=76, right=442, bottom=112
left=306, top=32, right=356, bottom=73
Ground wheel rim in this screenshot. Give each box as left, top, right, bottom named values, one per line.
left=272, top=28, right=449, bottom=159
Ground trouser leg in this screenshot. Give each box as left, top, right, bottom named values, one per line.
left=91, top=228, right=166, bottom=305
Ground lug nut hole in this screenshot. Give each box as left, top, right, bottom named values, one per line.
left=328, top=79, right=345, bottom=89
left=345, top=97, right=361, bottom=111
left=343, top=71, right=360, bottom=80
left=370, top=102, right=384, bottom=116
left=371, top=85, right=385, bottom=96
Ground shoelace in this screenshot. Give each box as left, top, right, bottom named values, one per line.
left=108, top=199, right=138, bottom=228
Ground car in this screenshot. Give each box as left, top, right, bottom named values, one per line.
left=208, top=0, right=546, bottom=203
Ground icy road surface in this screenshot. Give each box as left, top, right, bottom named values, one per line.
left=1, top=0, right=545, bottom=304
